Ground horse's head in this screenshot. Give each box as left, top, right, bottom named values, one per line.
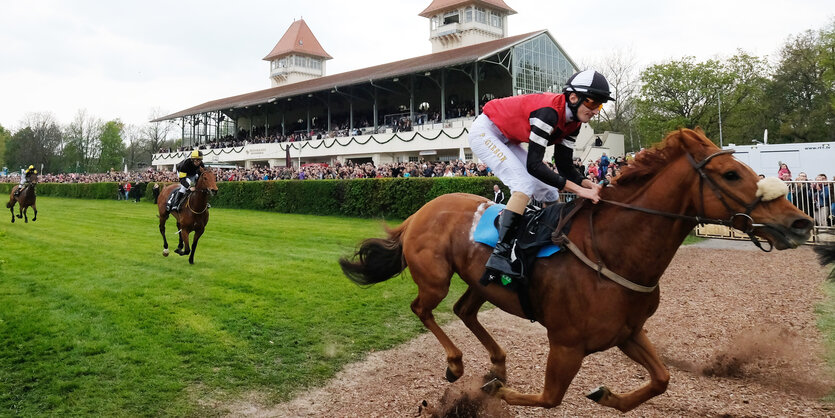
left=615, top=128, right=813, bottom=250
left=197, top=167, right=219, bottom=196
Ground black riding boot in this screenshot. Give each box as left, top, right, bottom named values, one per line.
left=480, top=209, right=523, bottom=286
left=166, top=191, right=181, bottom=213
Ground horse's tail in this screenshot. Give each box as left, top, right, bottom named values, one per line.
left=6, top=189, right=14, bottom=208
left=814, top=238, right=835, bottom=280
left=339, top=219, right=410, bottom=286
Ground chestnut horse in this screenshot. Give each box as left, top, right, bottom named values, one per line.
left=340, top=129, right=814, bottom=412
left=157, top=167, right=218, bottom=264
left=7, top=183, right=37, bottom=223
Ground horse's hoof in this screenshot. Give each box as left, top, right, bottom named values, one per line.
left=445, top=367, right=460, bottom=383
left=483, top=370, right=506, bottom=384
left=586, top=386, right=610, bottom=403
left=163, top=249, right=169, bottom=257
left=480, top=377, right=503, bottom=395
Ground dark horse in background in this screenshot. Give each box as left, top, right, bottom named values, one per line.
left=7, top=181, right=37, bottom=223
left=157, top=167, right=218, bottom=264
left=340, top=129, right=814, bottom=412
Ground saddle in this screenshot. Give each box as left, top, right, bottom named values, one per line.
left=474, top=199, right=581, bottom=320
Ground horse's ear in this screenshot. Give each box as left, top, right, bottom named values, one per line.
left=693, top=126, right=705, bottom=136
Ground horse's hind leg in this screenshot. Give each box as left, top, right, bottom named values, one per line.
left=9, top=204, right=14, bottom=223
left=491, top=343, right=584, bottom=408
left=408, top=262, right=464, bottom=382
left=454, top=287, right=507, bottom=381
left=586, top=329, right=669, bottom=412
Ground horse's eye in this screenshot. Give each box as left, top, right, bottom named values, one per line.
left=722, top=171, right=740, bottom=181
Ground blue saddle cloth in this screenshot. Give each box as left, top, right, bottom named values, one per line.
left=473, top=204, right=561, bottom=258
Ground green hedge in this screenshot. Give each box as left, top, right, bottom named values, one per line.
left=1, top=178, right=508, bottom=218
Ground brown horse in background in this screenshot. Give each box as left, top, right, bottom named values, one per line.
left=157, top=167, right=218, bottom=264
left=7, top=183, right=37, bottom=223
left=340, top=129, right=814, bottom=412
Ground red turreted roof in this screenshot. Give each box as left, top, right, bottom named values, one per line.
left=418, top=0, right=516, bottom=17
left=262, top=19, right=332, bottom=61
left=153, top=31, right=564, bottom=122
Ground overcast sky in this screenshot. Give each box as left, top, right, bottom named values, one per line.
left=1, top=0, right=833, bottom=131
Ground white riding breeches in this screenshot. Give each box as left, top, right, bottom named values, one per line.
left=468, top=114, right=560, bottom=202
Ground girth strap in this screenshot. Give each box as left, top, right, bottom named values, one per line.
left=559, top=235, right=658, bottom=293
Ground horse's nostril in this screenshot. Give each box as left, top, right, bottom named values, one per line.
left=792, top=218, right=813, bottom=232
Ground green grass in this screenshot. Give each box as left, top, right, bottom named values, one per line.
left=817, top=279, right=835, bottom=402
left=0, top=197, right=467, bottom=416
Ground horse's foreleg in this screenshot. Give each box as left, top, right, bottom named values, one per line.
left=587, top=329, right=669, bottom=412
left=31, top=203, right=36, bottom=222
left=159, top=216, right=170, bottom=256
left=491, top=343, right=584, bottom=408
left=177, top=228, right=191, bottom=256
left=188, top=228, right=204, bottom=264
left=408, top=263, right=463, bottom=382
left=9, top=203, right=14, bottom=223
left=454, top=287, right=506, bottom=382
left=22, top=207, right=28, bottom=223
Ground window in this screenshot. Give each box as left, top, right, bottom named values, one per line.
left=443, top=11, right=459, bottom=25
left=431, top=16, right=439, bottom=30
left=464, top=7, right=473, bottom=22
left=310, top=59, right=321, bottom=70
left=475, top=7, right=486, bottom=23
left=490, top=14, right=501, bottom=28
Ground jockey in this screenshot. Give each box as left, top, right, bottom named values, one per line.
left=15, top=165, right=37, bottom=197
left=166, top=149, right=205, bottom=212
left=468, top=69, right=613, bottom=285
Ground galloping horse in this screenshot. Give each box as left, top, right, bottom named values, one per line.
left=157, top=167, right=218, bottom=264
left=340, top=128, right=814, bottom=412
left=7, top=183, right=37, bottom=223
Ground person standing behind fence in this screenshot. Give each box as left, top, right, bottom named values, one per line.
left=812, top=174, right=833, bottom=226
left=492, top=184, right=505, bottom=203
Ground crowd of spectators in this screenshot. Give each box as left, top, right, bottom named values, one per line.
left=776, top=163, right=834, bottom=227
left=6, top=155, right=831, bottom=227
left=156, top=109, right=477, bottom=155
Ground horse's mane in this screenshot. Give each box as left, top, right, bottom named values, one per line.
left=613, top=128, right=715, bottom=187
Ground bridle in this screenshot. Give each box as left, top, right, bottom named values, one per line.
left=599, top=149, right=772, bottom=252
left=184, top=171, right=214, bottom=215
left=554, top=148, right=773, bottom=294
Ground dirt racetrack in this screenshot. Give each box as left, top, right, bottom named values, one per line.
left=228, top=241, right=834, bottom=417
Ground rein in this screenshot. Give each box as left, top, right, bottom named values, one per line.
left=554, top=148, right=773, bottom=294
left=184, top=190, right=210, bottom=215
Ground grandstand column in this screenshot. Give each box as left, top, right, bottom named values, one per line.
left=441, top=70, right=446, bottom=123
left=473, top=61, right=479, bottom=115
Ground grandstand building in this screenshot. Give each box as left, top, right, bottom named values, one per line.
left=151, top=0, right=623, bottom=170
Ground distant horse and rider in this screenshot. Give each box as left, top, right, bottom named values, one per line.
left=157, top=150, right=218, bottom=264
left=7, top=165, right=38, bottom=223
left=340, top=128, right=813, bottom=412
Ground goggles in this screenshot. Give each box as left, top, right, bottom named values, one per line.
left=582, top=97, right=604, bottom=111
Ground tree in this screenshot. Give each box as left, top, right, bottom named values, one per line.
left=64, top=109, right=103, bottom=172
left=765, top=27, right=835, bottom=142
left=4, top=113, right=63, bottom=171
left=635, top=52, right=770, bottom=147
left=587, top=48, right=642, bottom=151
left=97, top=120, right=126, bottom=173
left=0, top=124, right=9, bottom=170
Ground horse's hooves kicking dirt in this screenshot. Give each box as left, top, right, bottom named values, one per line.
left=586, top=386, right=610, bottom=403
left=480, top=378, right=503, bottom=395
left=445, top=367, right=461, bottom=383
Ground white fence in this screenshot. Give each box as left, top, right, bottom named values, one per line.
left=695, top=180, right=835, bottom=245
